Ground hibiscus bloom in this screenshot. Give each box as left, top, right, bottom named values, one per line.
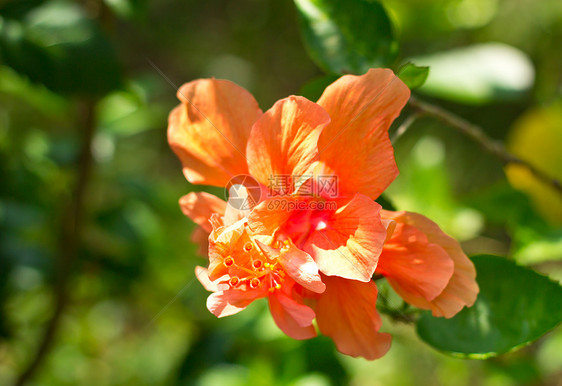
left=199, top=214, right=325, bottom=339
left=376, top=210, right=479, bottom=318
left=168, top=69, right=479, bottom=359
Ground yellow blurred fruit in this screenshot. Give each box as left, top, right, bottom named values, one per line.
left=506, top=101, right=562, bottom=225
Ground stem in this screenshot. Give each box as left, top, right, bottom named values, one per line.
left=15, top=99, right=97, bottom=386
left=408, top=96, right=562, bottom=195
left=391, top=113, right=420, bottom=144
left=377, top=302, right=420, bottom=324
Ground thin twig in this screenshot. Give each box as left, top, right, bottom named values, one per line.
left=408, top=96, right=562, bottom=195
left=391, top=113, right=420, bottom=144
left=15, top=99, right=97, bottom=386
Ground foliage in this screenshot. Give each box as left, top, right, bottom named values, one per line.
left=294, top=0, right=398, bottom=74
left=417, top=255, right=562, bottom=358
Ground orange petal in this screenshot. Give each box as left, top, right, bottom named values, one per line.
left=195, top=266, right=245, bottom=317
left=168, top=79, right=262, bottom=186
left=179, top=192, right=227, bottom=233
left=195, top=266, right=219, bottom=292
left=180, top=192, right=226, bottom=257
left=276, top=240, right=326, bottom=293
left=247, top=196, right=298, bottom=235
left=202, top=277, right=268, bottom=318
left=316, top=69, right=410, bottom=199
left=208, top=218, right=247, bottom=281
left=206, top=291, right=247, bottom=318
left=247, top=96, right=331, bottom=191
left=380, top=210, right=479, bottom=318
left=376, top=222, right=455, bottom=302
left=304, top=194, right=387, bottom=282
left=269, top=290, right=317, bottom=340
left=315, top=276, right=391, bottom=360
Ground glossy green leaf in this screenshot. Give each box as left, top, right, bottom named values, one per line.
left=412, top=43, right=535, bottom=104
left=398, top=63, right=429, bottom=90
left=417, top=255, right=562, bottom=358
left=0, top=1, right=122, bottom=96
left=294, top=0, right=398, bottom=75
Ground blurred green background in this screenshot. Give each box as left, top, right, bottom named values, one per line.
left=1, top=0, right=561, bottom=384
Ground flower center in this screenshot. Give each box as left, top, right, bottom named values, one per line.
left=221, top=238, right=286, bottom=292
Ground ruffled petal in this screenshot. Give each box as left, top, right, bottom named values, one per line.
left=275, top=239, right=325, bottom=293
left=206, top=291, right=247, bottom=318
left=195, top=267, right=244, bottom=317
left=316, top=69, right=410, bottom=199
left=304, top=194, right=387, bottom=282
left=376, top=222, right=455, bottom=302
left=200, top=273, right=268, bottom=318
left=179, top=192, right=227, bottom=233
left=247, top=196, right=298, bottom=235
left=269, top=290, right=317, bottom=340
left=195, top=266, right=219, bottom=292
left=168, top=78, right=262, bottom=186
left=247, top=96, right=331, bottom=192
left=315, top=276, right=391, bottom=360
left=380, top=210, right=479, bottom=318
left=208, top=218, right=247, bottom=280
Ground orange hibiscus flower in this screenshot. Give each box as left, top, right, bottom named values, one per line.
left=168, top=69, right=479, bottom=359
left=199, top=214, right=325, bottom=339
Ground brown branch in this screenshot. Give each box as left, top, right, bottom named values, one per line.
left=391, top=112, right=420, bottom=144
left=408, top=96, right=562, bottom=195
left=15, top=99, right=97, bottom=386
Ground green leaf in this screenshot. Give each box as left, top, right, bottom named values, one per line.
left=417, top=255, right=562, bottom=359
left=0, top=65, right=69, bottom=118
left=398, top=63, right=429, bottom=90
left=97, top=85, right=168, bottom=136
left=411, top=43, right=535, bottom=104
left=294, top=0, right=398, bottom=75
left=0, top=1, right=122, bottom=96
